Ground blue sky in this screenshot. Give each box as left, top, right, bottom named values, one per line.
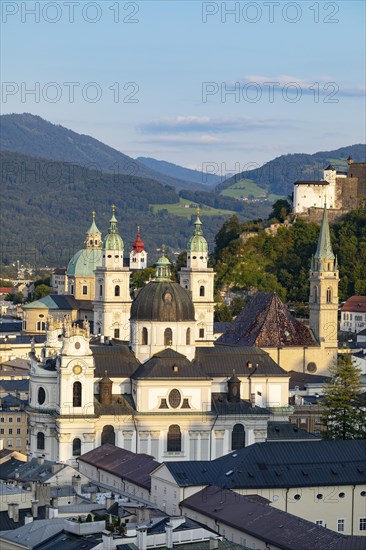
left=1, top=0, right=365, bottom=172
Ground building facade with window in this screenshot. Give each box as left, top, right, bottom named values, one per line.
left=340, top=296, right=366, bottom=333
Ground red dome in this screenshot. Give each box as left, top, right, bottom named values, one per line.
left=133, top=227, right=145, bottom=253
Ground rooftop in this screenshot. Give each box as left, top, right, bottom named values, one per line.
left=341, top=296, right=366, bottom=313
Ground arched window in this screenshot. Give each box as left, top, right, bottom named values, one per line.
left=231, top=424, right=245, bottom=450
left=314, top=286, right=318, bottom=303
left=101, top=425, right=115, bottom=446
left=72, top=438, right=81, bottom=456
left=326, top=288, right=332, bottom=303
left=167, top=425, right=181, bottom=452
left=38, top=387, right=46, bottom=405
left=164, top=328, right=173, bottom=347
left=186, top=328, right=191, bottom=345
left=73, top=381, right=82, bottom=407
left=37, top=432, right=45, bottom=450
left=199, top=285, right=205, bottom=297
left=115, top=285, right=120, bottom=297
left=142, top=327, right=148, bottom=345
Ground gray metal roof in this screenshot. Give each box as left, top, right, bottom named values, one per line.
left=164, top=440, right=366, bottom=489
left=92, top=343, right=140, bottom=377
left=131, top=348, right=210, bottom=380
left=266, top=421, right=321, bottom=441
left=131, top=281, right=195, bottom=322
left=212, top=393, right=270, bottom=416
left=181, top=486, right=366, bottom=550
left=195, top=345, right=288, bottom=377
left=78, top=444, right=159, bottom=491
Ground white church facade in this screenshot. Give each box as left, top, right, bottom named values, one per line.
left=26, top=206, right=339, bottom=465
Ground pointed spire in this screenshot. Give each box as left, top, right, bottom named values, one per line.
left=85, top=211, right=102, bottom=249
left=315, top=203, right=335, bottom=260
left=187, top=208, right=208, bottom=253
left=103, top=205, right=124, bottom=251
left=132, top=225, right=145, bottom=253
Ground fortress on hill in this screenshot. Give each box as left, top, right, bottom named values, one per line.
left=293, top=157, right=366, bottom=222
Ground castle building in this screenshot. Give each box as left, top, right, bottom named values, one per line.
left=293, top=157, right=366, bottom=220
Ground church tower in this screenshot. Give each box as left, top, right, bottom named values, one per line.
left=179, top=210, right=215, bottom=344
left=93, top=206, right=131, bottom=340
left=130, top=226, right=147, bottom=270
left=309, top=204, right=339, bottom=347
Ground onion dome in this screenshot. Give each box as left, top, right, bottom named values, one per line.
left=132, top=226, right=145, bottom=253
left=103, top=205, right=124, bottom=251
left=130, top=249, right=195, bottom=322
left=187, top=209, right=208, bottom=253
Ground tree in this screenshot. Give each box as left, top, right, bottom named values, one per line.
left=268, top=199, right=291, bottom=223
left=12, top=291, right=24, bottom=305
left=33, top=284, right=52, bottom=301
left=321, top=355, right=365, bottom=440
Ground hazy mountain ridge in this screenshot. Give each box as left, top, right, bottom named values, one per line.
left=217, top=144, right=366, bottom=197
left=0, top=113, right=201, bottom=192
left=137, top=156, right=221, bottom=189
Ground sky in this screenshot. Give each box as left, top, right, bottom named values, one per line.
left=1, top=0, right=365, bottom=173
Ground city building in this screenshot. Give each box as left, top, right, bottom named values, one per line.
left=340, top=296, right=366, bottom=333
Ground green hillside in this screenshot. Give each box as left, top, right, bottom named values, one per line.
left=216, top=145, right=366, bottom=197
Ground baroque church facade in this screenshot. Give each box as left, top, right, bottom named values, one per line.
left=26, top=206, right=339, bottom=465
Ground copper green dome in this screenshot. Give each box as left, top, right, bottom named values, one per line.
left=187, top=210, right=208, bottom=253
left=67, top=248, right=102, bottom=277
left=130, top=281, right=195, bottom=322
left=103, top=206, right=124, bottom=251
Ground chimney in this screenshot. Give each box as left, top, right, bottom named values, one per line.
left=52, top=463, right=63, bottom=474
left=136, top=527, right=147, bottom=550
left=7, top=503, right=14, bottom=519
left=100, top=336, right=105, bottom=344
left=250, top=393, right=256, bottom=407
left=12, top=504, right=19, bottom=523
left=137, top=507, right=150, bottom=523
left=37, top=456, right=45, bottom=465
left=0, top=439, right=3, bottom=450
left=102, top=530, right=113, bottom=550
left=209, top=538, right=219, bottom=550
left=32, top=500, right=39, bottom=518
left=165, top=523, right=173, bottom=549
left=24, top=513, right=33, bottom=525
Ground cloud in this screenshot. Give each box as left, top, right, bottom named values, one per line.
left=235, top=75, right=366, bottom=97
left=139, top=116, right=290, bottom=135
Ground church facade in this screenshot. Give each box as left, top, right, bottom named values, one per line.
left=26, top=206, right=338, bottom=464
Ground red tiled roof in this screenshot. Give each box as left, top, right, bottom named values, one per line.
left=0, top=288, right=13, bottom=293
left=341, top=296, right=366, bottom=313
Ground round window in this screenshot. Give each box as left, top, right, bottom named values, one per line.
left=75, top=342, right=81, bottom=350
left=307, top=362, right=317, bottom=373
left=38, top=387, right=46, bottom=405
left=169, top=389, right=181, bottom=409
left=39, top=314, right=44, bottom=319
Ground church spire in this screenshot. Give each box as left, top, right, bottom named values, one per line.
left=103, top=205, right=124, bottom=251
left=315, top=203, right=335, bottom=260
left=187, top=208, right=208, bottom=253
left=85, top=211, right=102, bottom=249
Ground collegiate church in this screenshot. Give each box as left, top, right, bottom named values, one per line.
left=26, top=206, right=339, bottom=465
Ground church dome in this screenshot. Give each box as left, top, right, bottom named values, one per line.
left=130, top=280, right=195, bottom=322
left=67, top=248, right=102, bottom=277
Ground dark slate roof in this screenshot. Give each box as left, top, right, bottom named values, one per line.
left=181, top=486, right=366, bottom=550
left=78, top=444, right=159, bottom=491
left=53, top=268, right=67, bottom=275
left=195, top=345, right=288, bottom=377
left=212, top=393, right=270, bottom=416
left=91, top=343, right=140, bottom=377
left=0, top=394, right=27, bottom=408
left=0, top=457, right=64, bottom=483
left=130, top=281, right=195, bottom=322
left=131, top=348, right=211, bottom=380
left=0, top=506, right=46, bottom=531
left=214, top=322, right=232, bottom=333
left=117, top=543, right=244, bottom=550
left=294, top=180, right=329, bottom=185
left=217, top=292, right=316, bottom=347
left=163, top=440, right=366, bottom=489
left=357, top=328, right=366, bottom=336
left=0, top=379, right=29, bottom=392
left=267, top=422, right=320, bottom=441
left=288, top=370, right=329, bottom=390
left=0, top=334, right=46, bottom=345
left=0, top=321, right=22, bottom=333
left=28, top=529, right=100, bottom=550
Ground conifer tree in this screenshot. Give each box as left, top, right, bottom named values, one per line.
left=321, top=355, right=365, bottom=440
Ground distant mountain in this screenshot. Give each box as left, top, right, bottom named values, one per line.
left=0, top=113, right=202, bottom=192
left=137, top=157, right=221, bottom=188
left=217, top=145, right=366, bottom=197
left=0, top=150, right=233, bottom=266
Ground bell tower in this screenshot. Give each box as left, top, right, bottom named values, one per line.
left=179, top=210, right=215, bottom=344
left=93, top=206, right=131, bottom=340
left=309, top=204, right=339, bottom=347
